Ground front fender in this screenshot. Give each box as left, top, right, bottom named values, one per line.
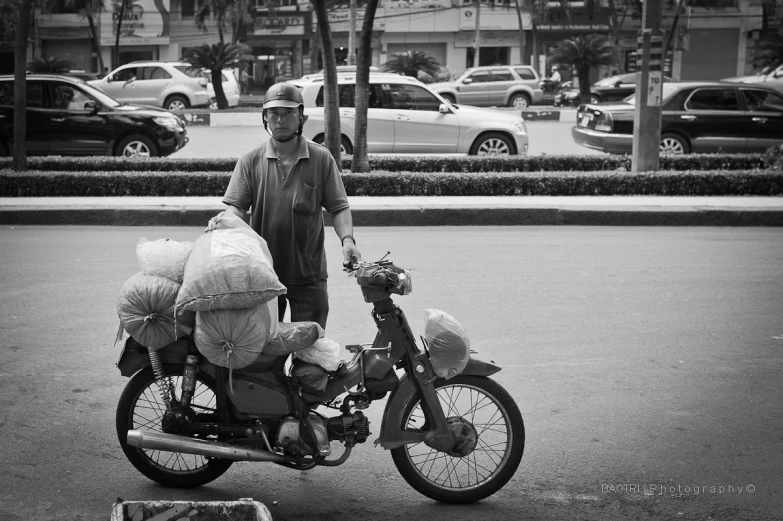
left=374, top=357, right=501, bottom=450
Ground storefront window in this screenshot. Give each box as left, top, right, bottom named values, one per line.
left=466, top=47, right=509, bottom=68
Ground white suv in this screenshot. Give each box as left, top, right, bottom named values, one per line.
left=295, top=73, right=528, bottom=156
left=88, top=61, right=210, bottom=111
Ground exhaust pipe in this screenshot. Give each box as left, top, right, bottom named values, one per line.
left=127, top=430, right=292, bottom=463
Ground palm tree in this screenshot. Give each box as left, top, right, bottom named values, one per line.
left=64, top=0, right=106, bottom=73
left=26, top=56, right=74, bottom=73
left=548, top=34, right=617, bottom=104
left=352, top=0, right=380, bottom=174
left=184, top=43, right=252, bottom=109
left=381, top=51, right=441, bottom=78
left=311, top=0, right=341, bottom=164
left=753, top=29, right=783, bottom=73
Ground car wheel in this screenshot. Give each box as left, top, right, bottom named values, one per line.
left=117, top=135, right=158, bottom=158
left=508, top=94, right=530, bottom=109
left=441, top=94, right=456, bottom=105
left=659, top=133, right=690, bottom=155
left=313, top=134, right=353, bottom=156
left=470, top=133, right=515, bottom=156
left=590, top=95, right=600, bottom=104
left=165, top=95, right=189, bottom=112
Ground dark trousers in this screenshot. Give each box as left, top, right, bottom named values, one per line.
left=278, top=279, right=329, bottom=329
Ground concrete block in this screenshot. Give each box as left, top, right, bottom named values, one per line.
left=111, top=500, right=272, bottom=521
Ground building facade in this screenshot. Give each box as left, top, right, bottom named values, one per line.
left=9, top=0, right=767, bottom=86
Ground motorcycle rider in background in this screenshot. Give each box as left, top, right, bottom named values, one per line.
left=541, top=65, right=562, bottom=95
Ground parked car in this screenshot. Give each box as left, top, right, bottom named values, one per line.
left=555, top=72, right=673, bottom=107
left=571, top=82, right=783, bottom=155
left=206, top=69, right=240, bottom=108
left=0, top=74, right=188, bottom=157
left=294, top=72, right=529, bottom=156
left=88, top=61, right=210, bottom=111
left=429, top=65, right=544, bottom=108
left=722, top=65, right=783, bottom=96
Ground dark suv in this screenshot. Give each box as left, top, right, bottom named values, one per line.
left=0, top=74, right=188, bottom=157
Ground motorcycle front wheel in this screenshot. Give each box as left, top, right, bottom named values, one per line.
left=116, top=363, right=234, bottom=488
left=391, top=375, right=524, bottom=503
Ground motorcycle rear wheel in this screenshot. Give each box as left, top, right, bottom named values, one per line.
left=116, top=363, right=234, bottom=488
left=391, top=375, right=524, bottom=503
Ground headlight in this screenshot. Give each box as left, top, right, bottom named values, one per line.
left=153, top=116, right=183, bottom=130
left=512, top=119, right=527, bottom=133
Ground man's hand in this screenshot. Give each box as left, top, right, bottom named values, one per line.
left=342, top=240, right=362, bottom=272
left=204, top=211, right=224, bottom=233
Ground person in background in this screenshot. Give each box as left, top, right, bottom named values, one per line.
left=205, top=82, right=361, bottom=329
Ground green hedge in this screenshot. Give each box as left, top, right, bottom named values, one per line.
left=3, top=169, right=781, bottom=197
left=0, top=153, right=768, bottom=173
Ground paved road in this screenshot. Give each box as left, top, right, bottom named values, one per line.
left=171, top=120, right=604, bottom=159
left=1, top=227, right=782, bottom=521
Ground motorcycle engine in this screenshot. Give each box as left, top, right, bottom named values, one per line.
left=274, top=412, right=371, bottom=457
left=326, top=411, right=370, bottom=445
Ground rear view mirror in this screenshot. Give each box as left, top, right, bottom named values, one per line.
left=463, top=78, right=473, bottom=85
left=439, top=103, right=451, bottom=114
left=84, top=100, right=98, bottom=115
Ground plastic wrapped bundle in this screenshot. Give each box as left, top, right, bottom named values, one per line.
left=293, top=337, right=344, bottom=372
left=136, top=237, right=195, bottom=284
left=424, top=308, right=470, bottom=380
left=264, top=322, right=325, bottom=357
left=177, top=212, right=287, bottom=312
left=194, top=301, right=279, bottom=371
left=117, top=272, right=195, bottom=350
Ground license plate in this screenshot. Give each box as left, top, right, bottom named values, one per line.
left=579, top=114, right=593, bottom=127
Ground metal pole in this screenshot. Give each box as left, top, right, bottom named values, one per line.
left=473, top=0, right=481, bottom=67
left=631, top=0, right=664, bottom=173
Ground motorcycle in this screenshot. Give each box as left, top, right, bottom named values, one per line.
left=116, top=256, right=525, bottom=503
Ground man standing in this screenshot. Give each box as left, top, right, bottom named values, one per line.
left=208, top=82, right=361, bottom=329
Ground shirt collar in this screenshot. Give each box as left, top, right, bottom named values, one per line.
left=267, top=135, right=310, bottom=161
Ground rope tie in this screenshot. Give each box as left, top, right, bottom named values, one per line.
left=221, top=340, right=236, bottom=394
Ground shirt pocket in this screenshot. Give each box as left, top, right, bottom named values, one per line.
left=293, top=181, right=317, bottom=215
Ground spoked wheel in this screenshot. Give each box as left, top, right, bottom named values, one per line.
left=116, top=363, right=233, bottom=488
left=391, top=375, right=524, bottom=503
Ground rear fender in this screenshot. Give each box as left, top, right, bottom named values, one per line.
left=375, top=357, right=501, bottom=449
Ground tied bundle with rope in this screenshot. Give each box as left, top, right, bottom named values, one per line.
left=116, top=272, right=196, bottom=349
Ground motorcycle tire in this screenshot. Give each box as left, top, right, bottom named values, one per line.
left=116, top=363, right=234, bottom=488
left=390, top=375, right=524, bottom=503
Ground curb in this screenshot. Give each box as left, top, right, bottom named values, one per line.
left=179, top=109, right=576, bottom=126
left=2, top=206, right=783, bottom=227
left=111, top=499, right=272, bottom=521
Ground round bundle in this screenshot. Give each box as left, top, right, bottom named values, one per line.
left=117, top=272, right=196, bottom=350
left=194, top=304, right=278, bottom=370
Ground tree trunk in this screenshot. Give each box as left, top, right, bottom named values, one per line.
left=473, top=0, right=481, bottom=67
left=212, top=69, right=228, bottom=109
left=531, top=21, right=540, bottom=74
left=352, top=0, right=380, bottom=174
left=312, top=0, right=341, bottom=166
left=114, top=0, right=126, bottom=68
left=578, top=65, right=591, bottom=104
left=663, top=0, right=685, bottom=72
left=13, top=0, right=32, bottom=172
left=348, top=0, right=357, bottom=66
left=513, top=0, right=527, bottom=65
left=86, top=13, right=105, bottom=73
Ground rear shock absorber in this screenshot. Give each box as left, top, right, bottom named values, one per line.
left=148, top=347, right=174, bottom=409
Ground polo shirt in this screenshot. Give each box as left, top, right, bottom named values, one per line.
left=222, top=136, right=350, bottom=285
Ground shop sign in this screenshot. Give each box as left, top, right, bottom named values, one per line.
left=382, top=0, right=451, bottom=8
left=326, top=8, right=386, bottom=31
left=455, top=31, right=520, bottom=47
left=99, top=0, right=171, bottom=46
left=252, top=14, right=306, bottom=36
left=459, top=6, right=530, bottom=31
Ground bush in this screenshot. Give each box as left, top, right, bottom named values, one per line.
left=2, top=169, right=781, bottom=197
left=0, top=154, right=767, bottom=174
left=764, top=144, right=783, bottom=171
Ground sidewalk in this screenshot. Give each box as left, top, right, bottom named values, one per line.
left=2, top=196, right=782, bottom=226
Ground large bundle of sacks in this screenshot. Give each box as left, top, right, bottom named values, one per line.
left=115, top=212, right=345, bottom=392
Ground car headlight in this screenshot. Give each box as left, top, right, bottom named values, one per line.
left=153, top=116, right=183, bottom=131
left=512, top=119, right=527, bottom=133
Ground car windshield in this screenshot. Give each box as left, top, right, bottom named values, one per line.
left=623, top=84, right=679, bottom=105
left=593, top=74, right=627, bottom=87
left=78, top=81, right=121, bottom=107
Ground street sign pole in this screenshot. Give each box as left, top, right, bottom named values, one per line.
left=631, top=0, right=664, bottom=173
